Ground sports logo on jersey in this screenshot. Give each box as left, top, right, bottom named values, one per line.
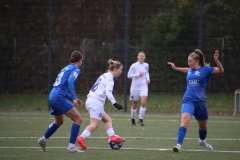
left=145, top=66, right=148, bottom=72
left=189, top=79, right=199, bottom=85
left=195, top=71, right=200, bottom=76
left=73, top=72, right=78, bottom=78
left=99, top=113, right=102, bottom=118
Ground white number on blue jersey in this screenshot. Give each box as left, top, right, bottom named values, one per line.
left=53, top=72, right=64, bottom=86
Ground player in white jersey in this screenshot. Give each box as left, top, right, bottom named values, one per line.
left=128, top=51, right=150, bottom=126
left=77, top=59, right=124, bottom=150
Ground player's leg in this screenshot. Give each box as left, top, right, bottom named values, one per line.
left=65, top=107, right=84, bottom=152
left=197, top=120, right=212, bottom=150
left=130, top=90, right=139, bottom=126
left=195, top=102, right=213, bottom=151
left=138, top=88, right=148, bottom=126
left=77, top=97, right=102, bottom=150
left=102, top=112, right=124, bottom=144
left=131, top=101, right=138, bottom=125
left=172, top=102, right=194, bottom=152
left=38, top=115, right=63, bottom=151
left=77, top=117, right=101, bottom=150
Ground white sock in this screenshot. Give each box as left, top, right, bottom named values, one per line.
left=81, top=130, right=91, bottom=139
left=68, top=143, right=75, bottom=148
left=106, top=128, right=115, bottom=137
left=139, top=107, right=146, bottom=119
left=131, top=108, right=137, bottom=119
left=43, top=136, right=48, bottom=142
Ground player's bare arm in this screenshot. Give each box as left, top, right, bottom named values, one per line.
left=213, top=50, right=224, bottom=74
left=167, top=62, right=188, bottom=73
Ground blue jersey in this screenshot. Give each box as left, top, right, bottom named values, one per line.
left=50, top=64, right=80, bottom=102
left=183, top=66, right=214, bottom=102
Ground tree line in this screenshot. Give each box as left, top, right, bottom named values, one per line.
left=0, top=0, right=239, bottom=93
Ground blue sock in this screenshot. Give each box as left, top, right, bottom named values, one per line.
left=69, top=123, right=80, bottom=144
left=44, top=122, right=58, bottom=139
left=199, top=129, right=207, bottom=140
left=177, top=126, right=187, bottom=145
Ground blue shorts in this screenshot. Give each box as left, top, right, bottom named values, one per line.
left=181, top=101, right=208, bottom=121
left=49, top=98, right=74, bottom=115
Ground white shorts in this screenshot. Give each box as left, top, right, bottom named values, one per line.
left=130, top=88, right=148, bottom=101
left=85, top=96, right=105, bottom=120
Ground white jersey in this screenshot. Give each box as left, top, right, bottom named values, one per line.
left=127, top=61, right=150, bottom=90
left=87, top=72, right=116, bottom=104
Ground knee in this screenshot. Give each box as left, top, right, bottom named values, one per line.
left=181, top=116, right=191, bottom=129
left=132, top=104, right=137, bottom=109
left=107, top=117, right=112, bottom=124
left=55, top=121, right=64, bottom=126
left=74, top=115, right=82, bottom=125
left=141, top=102, right=146, bottom=107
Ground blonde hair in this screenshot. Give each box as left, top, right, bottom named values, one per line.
left=138, top=51, right=145, bottom=56
left=189, top=49, right=210, bottom=67
left=108, top=59, right=122, bottom=71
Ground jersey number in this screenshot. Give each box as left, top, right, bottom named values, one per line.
left=53, top=72, right=64, bottom=86
left=91, top=78, right=102, bottom=92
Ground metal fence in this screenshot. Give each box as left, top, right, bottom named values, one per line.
left=0, top=0, right=239, bottom=95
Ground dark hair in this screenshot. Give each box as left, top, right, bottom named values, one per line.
left=189, top=49, right=207, bottom=67
left=70, top=51, right=83, bottom=63
left=108, top=59, right=122, bottom=71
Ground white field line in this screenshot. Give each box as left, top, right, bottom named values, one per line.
left=0, top=146, right=239, bottom=153
left=0, top=136, right=239, bottom=141
left=0, top=112, right=239, bottom=118
left=0, top=116, right=240, bottom=123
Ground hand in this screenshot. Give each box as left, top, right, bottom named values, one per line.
left=113, top=103, right=123, bottom=110
left=73, top=99, right=83, bottom=106
left=146, top=80, right=150, bottom=84
left=139, top=71, right=144, bottom=77
left=167, top=62, right=176, bottom=70
left=214, top=50, right=219, bottom=60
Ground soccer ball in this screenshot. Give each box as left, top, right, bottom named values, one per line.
left=108, top=138, right=123, bottom=150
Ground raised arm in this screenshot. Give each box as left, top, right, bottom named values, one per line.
left=167, top=62, right=189, bottom=73
left=213, top=50, right=224, bottom=74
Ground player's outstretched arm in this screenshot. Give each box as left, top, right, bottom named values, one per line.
left=213, top=50, right=224, bottom=74
left=167, top=62, right=188, bottom=73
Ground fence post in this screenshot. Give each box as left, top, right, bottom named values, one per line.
left=233, top=89, right=240, bottom=116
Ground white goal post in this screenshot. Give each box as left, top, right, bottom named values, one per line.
left=233, top=89, right=240, bottom=116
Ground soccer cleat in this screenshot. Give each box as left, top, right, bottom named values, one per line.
left=138, top=119, right=145, bottom=126
left=38, top=137, right=46, bottom=151
left=172, top=144, right=181, bottom=152
left=131, top=119, right=136, bottom=126
left=198, top=139, right=213, bottom=151
left=67, top=146, right=84, bottom=153
left=77, top=136, right=88, bottom=150
left=109, top=135, right=125, bottom=144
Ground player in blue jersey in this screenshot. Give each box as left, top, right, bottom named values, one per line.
left=167, top=49, right=224, bottom=152
left=76, top=59, right=124, bottom=150
left=38, top=51, right=84, bottom=153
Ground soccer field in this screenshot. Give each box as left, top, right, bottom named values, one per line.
left=0, top=112, right=239, bottom=160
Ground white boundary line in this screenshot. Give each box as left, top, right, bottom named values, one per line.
left=0, top=146, right=239, bottom=153
left=0, top=136, right=239, bottom=141
left=0, top=117, right=240, bottom=124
